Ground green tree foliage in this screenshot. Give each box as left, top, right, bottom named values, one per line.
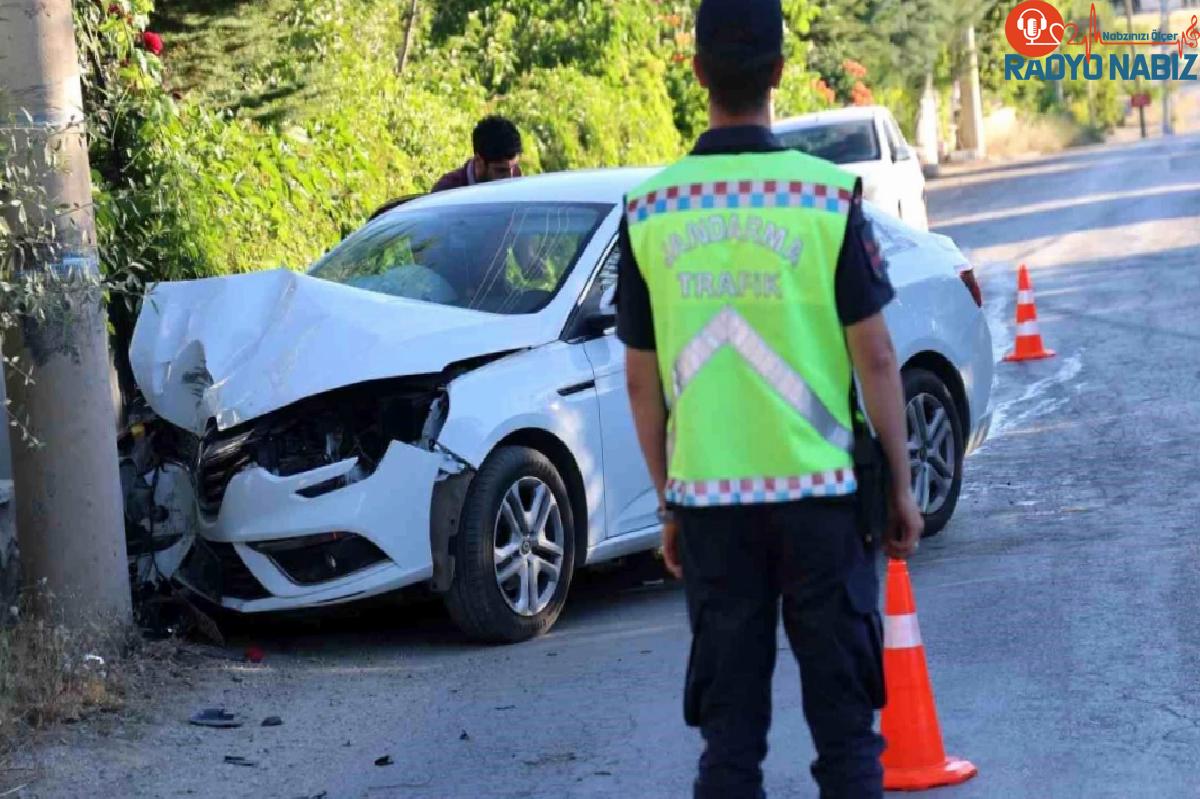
left=808, top=0, right=1122, bottom=138
left=76, top=0, right=828, bottom=292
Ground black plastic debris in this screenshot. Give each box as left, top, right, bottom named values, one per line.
left=459, top=730, right=471, bottom=741
left=262, top=716, right=283, bottom=727
left=523, top=752, right=577, bottom=767
left=190, top=708, right=245, bottom=728
left=375, top=755, right=394, bottom=767
left=224, top=755, right=257, bottom=767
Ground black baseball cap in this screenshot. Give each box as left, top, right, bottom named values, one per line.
left=696, top=0, right=784, bottom=67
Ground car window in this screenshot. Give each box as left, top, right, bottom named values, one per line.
left=777, top=120, right=881, bottom=164
left=309, top=202, right=608, bottom=315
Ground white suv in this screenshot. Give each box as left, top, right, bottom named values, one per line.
left=774, top=106, right=929, bottom=231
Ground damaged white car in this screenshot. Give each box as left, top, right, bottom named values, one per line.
left=124, top=168, right=993, bottom=642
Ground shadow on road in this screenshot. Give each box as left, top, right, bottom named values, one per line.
left=1032, top=244, right=1200, bottom=344
left=208, top=553, right=681, bottom=657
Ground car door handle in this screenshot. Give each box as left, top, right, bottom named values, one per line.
left=557, top=380, right=596, bottom=397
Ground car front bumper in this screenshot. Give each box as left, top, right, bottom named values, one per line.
left=176, top=441, right=449, bottom=613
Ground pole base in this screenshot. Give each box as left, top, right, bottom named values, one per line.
left=884, top=755, right=978, bottom=791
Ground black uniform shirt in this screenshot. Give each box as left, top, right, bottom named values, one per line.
left=616, top=125, right=895, bottom=351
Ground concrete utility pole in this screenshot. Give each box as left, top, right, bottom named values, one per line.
left=1125, top=0, right=1148, bottom=138
left=0, top=0, right=131, bottom=623
left=958, top=26, right=987, bottom=160
left=915, top=72, right=940, bottom=176
left=1161, top=0, right=1173, bottom=135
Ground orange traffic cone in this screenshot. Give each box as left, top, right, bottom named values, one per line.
left=1003, top=264, right=1055, bottom=362
left=880, top=559, right=977, bottom=791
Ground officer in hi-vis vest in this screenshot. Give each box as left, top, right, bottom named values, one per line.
left=616, top=1, right=923, bottom=796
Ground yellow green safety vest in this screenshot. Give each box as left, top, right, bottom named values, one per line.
left=625, top=150, right=859, bottom=507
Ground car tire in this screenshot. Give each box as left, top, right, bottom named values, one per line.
left=902, top=368, right=965, bottom=538
left=444, top=446, right=576, bottom=643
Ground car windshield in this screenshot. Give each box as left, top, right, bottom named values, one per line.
left=778, top=120, right=881, bottom=164
left=309, top=202, right=607, bottom=315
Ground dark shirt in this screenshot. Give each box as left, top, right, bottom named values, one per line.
left=431, top=158, right=524, bottom=193
left=615, top=125, right=895, bottom=351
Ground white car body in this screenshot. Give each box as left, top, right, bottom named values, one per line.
left=774, top=106, right=929, bottom=231
left=128, top=168, right=991, bottom=622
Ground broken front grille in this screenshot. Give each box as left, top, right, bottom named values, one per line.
left=195, top=427, right=258, bottom=517
left=180, top=538, right=270, bottom=601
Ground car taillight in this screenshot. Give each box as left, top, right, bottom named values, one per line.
left=959, top=267, right=983, bottom=308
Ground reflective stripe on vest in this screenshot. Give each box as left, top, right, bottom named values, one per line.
left=626, top=180, right=854, bottom=225
left=666, top=469, right=857, bottom=507
left=673, top=306, right=854, bottom=452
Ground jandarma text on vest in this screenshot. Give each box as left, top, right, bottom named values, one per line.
left=662, top=213, right=805, bottom=269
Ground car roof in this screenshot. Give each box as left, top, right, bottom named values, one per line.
left=398, top=167, right=661, bottom=212
left=773, top=106, right=887, bottom=132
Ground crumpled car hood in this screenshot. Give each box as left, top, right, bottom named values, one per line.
left=130, top=269, right=556, bottom=434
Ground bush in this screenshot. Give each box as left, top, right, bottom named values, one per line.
left=67, top=0, right=834, bottom=303
left=501, top=63, right=682, bottom=172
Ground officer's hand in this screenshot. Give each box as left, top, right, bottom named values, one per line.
left=886, top=488, right=924, bottom=560
left=661, top=518, right=683, bottom=579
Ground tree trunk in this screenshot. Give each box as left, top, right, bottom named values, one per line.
left=398, top=0, right=419, bottom=75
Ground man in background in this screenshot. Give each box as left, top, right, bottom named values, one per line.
left=432, top=115, right=524, bottom=192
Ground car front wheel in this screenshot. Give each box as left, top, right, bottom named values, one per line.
left=903, top=368, right=965, bottom=537
left=444, top=446, right=576, bottom=643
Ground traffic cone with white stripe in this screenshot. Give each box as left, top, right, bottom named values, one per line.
left=1003, top=263, right=1055, bottom=362
left=880, top=559, right=977, bottom=791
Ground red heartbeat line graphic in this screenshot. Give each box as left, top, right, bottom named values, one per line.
left=1055, top=4, right=1200, bottom=60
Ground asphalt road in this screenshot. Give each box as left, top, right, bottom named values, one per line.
left=16, top=125, right=1200, bottom=798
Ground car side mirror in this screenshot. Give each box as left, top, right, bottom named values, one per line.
left=894, top=144, right=914, bottom=162
left=585, top=284, right=617, bottom=334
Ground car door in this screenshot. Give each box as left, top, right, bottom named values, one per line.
left=577, top=244, right=659, bottom=539
left=881, top=113, right=929, bottom=230
left=873, top=114, right=906, bottom=217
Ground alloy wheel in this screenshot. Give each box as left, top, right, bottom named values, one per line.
left=493, top=477, right=565, bottom=616
left=906, top=392, right=957, bottom=516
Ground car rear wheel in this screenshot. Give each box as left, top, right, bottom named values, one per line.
left=444, top=446, right=575, bottom=643
left=903, top=368, right=964, bottom=537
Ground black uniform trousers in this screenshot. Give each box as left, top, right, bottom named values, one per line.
left=679, top=497, right=886, bottom=799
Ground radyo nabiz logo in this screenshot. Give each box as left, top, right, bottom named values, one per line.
left=1005, top=0, right=1200, bottom=81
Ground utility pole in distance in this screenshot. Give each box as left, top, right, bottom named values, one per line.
left=1161, top=0, right=1173, bottom=135
left=1124, top=0, right=1148, bottom=138
left=0, top=0, right=131, bottom=623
